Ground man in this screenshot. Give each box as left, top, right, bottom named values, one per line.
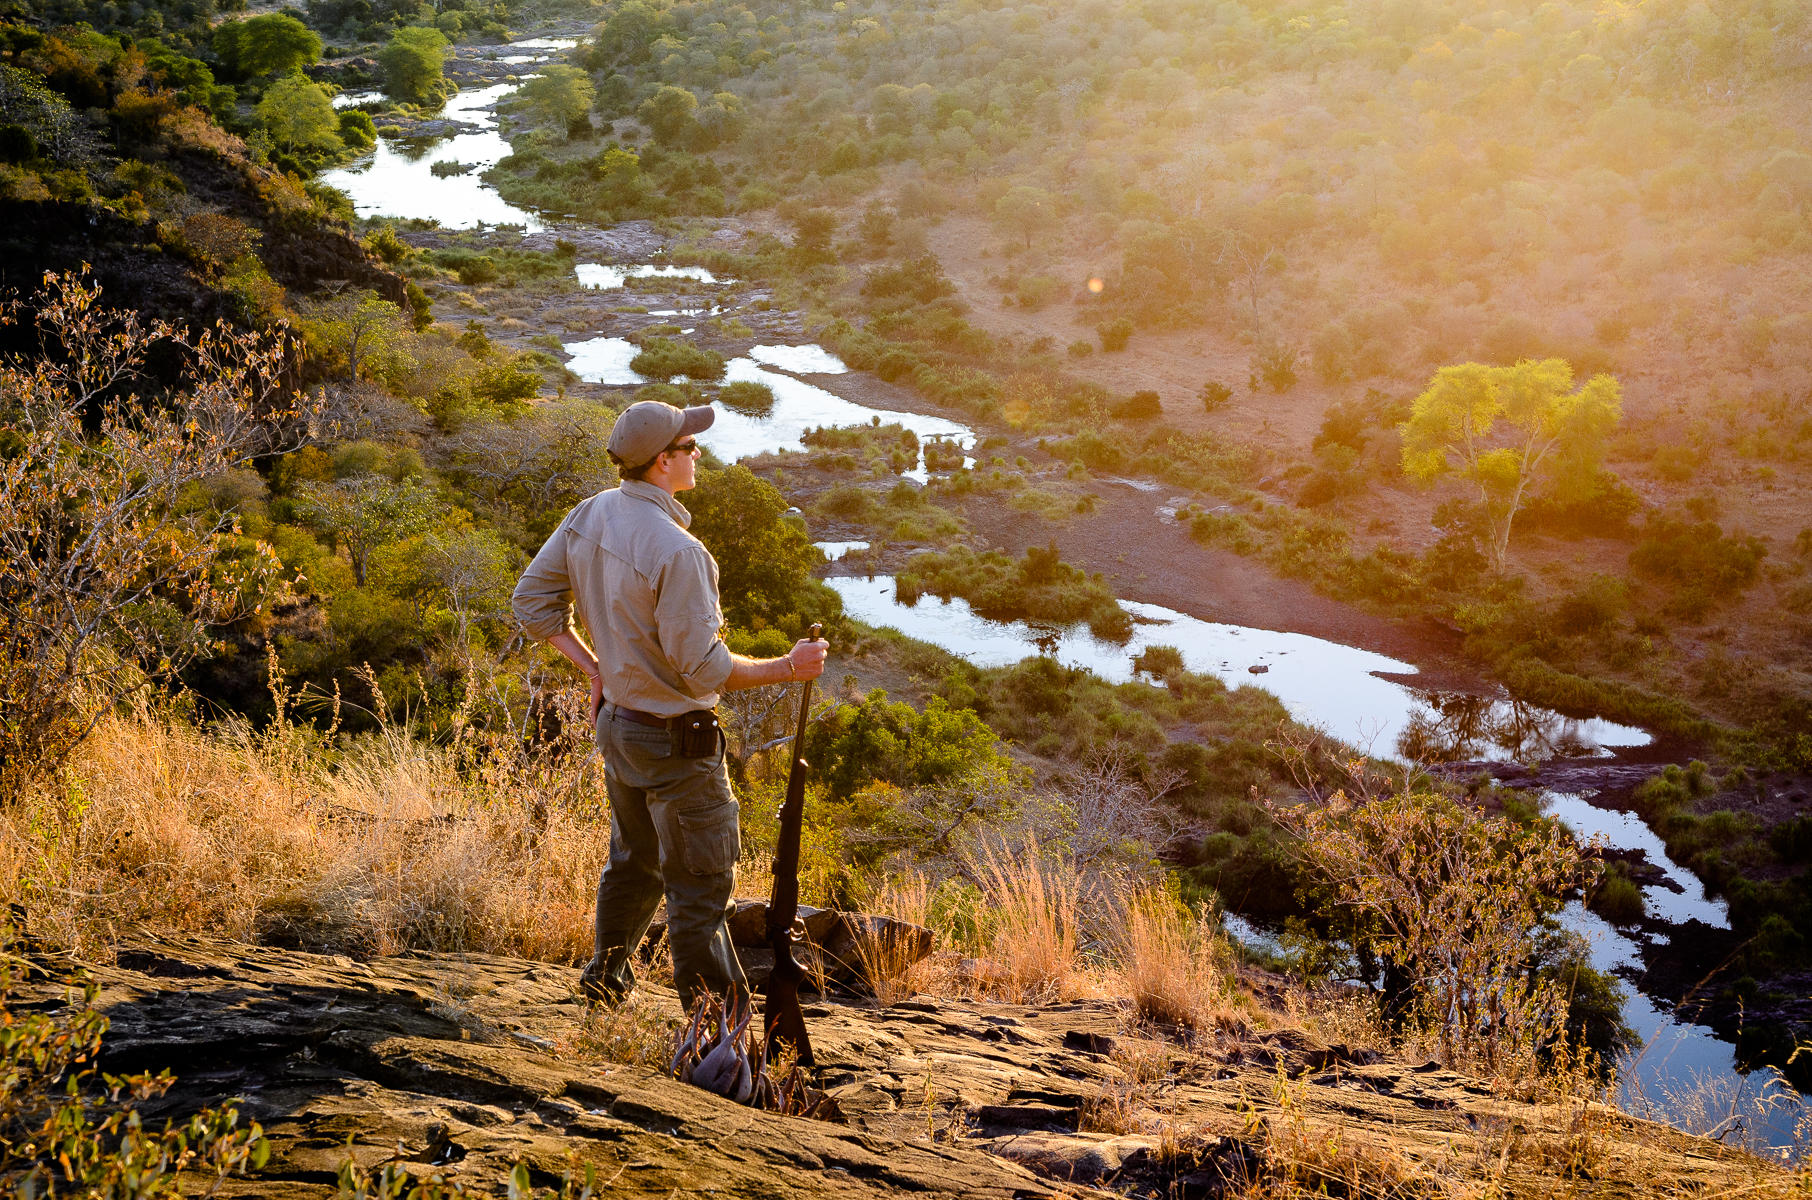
left=511, top=399, right=828, bottom=1011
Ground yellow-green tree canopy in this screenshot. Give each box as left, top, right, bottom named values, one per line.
left=518, top=65, right=594, bottom=132
left=1400, top=358, right=1621, bottom=570
left=378, top=26, right=449, bottom=104
left=256, top=75, right=341, bottom=154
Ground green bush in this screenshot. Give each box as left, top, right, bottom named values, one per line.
left=0, top=934, right=270, bottom=1194
left=1588, top=867, right=1646, bottom=925
left=1111, top=389, right=1162, bottom=420
left=718, top=379, right=774, bottom=415
left=1096, top=316, right=1134, bottom=351
left=629, top=336, right=726, bottom=382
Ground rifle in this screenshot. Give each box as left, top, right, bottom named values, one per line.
left=762, top=622, right=821, bottom=1067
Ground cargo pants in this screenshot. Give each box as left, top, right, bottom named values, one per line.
left=580, top=707, right=748, bottom=1012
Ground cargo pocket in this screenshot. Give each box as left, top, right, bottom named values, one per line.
left=676, top=803, right=740, bottom=877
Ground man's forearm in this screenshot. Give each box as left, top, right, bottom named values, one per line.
left=548, top=630, right=599, bottom=678
left=722, top=652, right=797, bottom=691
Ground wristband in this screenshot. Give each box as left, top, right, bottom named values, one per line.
left=787, top=656, right=797, bottom=679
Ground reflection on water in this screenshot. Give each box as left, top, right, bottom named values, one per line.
left=709, top=359, right=971, bottom=478
left=748, top=344, right=848, bottom=374
left=1397, top=691, right=1648, bottom=764
left=332, top=89, right=383, bottom=110
left=575, top=263, right=722, bottom=289
left=814, top=540, right=870, bottom=561
left=319, top=80, right=541, bottom=229
left=826, top=576, right=1649, bottom=763
left=1545, top=793, right=1729, bottom=927
left=1561, top=903, right=1806, bottom=1152
left=562, top=336, right=640, bottom=384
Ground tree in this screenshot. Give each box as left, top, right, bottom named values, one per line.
left=683, top=465, right=833, bottom=629
left=992, top=185, right=1056, bottom=250
left=300, top=290, right=411, bottom=382
left=518, top=64, right=593, bottom=133
left=1276, top=785, right=1622, bottom=1070
left=1400, top=359, right=1622, bottom=571
left=255, top=74, right=341, bottom=154
left=0, top=271, right=302, bottom=790
left=790, top=208, right=838, bottom=265
left=213, top=14, right=321, bottom=80
left=296, top=475, right=441, bottom=587
left=377, top=26, right=448, bottom=104
left=637, top=84, right=698, bottom=146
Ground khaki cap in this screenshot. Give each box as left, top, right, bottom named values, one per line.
left=608, top=400, right=715, bottom=469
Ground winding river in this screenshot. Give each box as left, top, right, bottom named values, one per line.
left=318, top=51, right=1805, bottom=1153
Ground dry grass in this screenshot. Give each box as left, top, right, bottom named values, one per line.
left=1115, top=886, right=1245, bottom=1034
left=0, top=708, right=610, bottom=963
left=854, top=870, right=937, bottom=1005
left=567, top=992, right=679, bottom=1071
left=968, top=836, right=1085, bottom=1003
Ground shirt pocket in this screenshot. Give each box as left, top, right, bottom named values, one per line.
left=676, top=802, right=740, bottom=877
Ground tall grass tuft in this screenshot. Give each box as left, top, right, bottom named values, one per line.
left=969, top=836, right=1083, bottom=1003
left=1115, top=886, right=1240, bottom=1033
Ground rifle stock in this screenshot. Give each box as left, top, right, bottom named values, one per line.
left=762, top=622, right=820, bottom=1067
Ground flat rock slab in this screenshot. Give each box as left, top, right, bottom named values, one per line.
left=20, top=932, right=1790, bottom=1199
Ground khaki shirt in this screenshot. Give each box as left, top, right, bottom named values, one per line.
left=512, top=480, right=734, bottom=716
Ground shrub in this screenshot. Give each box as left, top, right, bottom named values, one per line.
left=1588, top=867, right=1645, bottom=925
left=1255, top=343, right=1299, bottom=393
left=1096, top=315, right=1134, bottom=351
left=1067, top=339, right=1094, bottom=357
left=629, top=336, right=726, bottom=381
left=1111, top=389, right=1162, bottom=420
left=0, top=934, right=271, bottom=1194
left=1200, top=380, right=1233, bottom=412
left=718, top=379, right=774, bottom=415
left=1278, top=788, right=1610, bottom=1071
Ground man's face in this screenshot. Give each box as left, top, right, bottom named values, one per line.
left=651, top=437, right=701, bottom=492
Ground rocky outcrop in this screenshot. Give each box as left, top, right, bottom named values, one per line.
left=17, top=933, right=1790, bottom=1198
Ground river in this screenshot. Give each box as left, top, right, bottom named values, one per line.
left=314, top=52, right=1805, bottom=1155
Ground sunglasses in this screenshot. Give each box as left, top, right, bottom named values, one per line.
left=665, top=439, right=701, bottom=457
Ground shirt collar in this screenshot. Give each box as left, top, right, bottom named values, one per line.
left=620, top=478, right=692, bottom=529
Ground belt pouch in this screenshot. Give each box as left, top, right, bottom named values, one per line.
left=673, top=709, right=720, bottom=758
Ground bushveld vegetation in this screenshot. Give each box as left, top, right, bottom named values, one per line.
left=3, top=0, right=1812, bottom=1184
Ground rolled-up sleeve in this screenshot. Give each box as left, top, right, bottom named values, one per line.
left=654, top=543, right=733, bottom=698
left=512, top=524, right=577, bottom=642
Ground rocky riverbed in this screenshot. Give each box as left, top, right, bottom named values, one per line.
left=18, top=932, right=1793, bottom=1198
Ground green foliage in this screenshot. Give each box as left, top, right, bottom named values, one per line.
left=629, top=336, right=725, bottom=382
left=1628, top=513, right=1766, bottom=617
left=993, top=184, right=1056, bottom=249
left=1096, top=315, right=1133, bottom=352
left=683, top=464, right=835, bottom=629
left=1254, top=344, right=1299, bottom=393
left=638, top=83, right=699, bottom=146
left=806, top=689, right=1006, bottom=801
left=378, top=27, right=449, bottom=105
left=718, top=379, right=774, bottom=415
left=1111, top=390, right=1162, bottom=420
left=213, top=14, right=320, bottom=80
left=1401, top=360, right=1623, bottom=570
left=518, top=65, right=595, bottom=134
left=256, top=74, right=341, bottom=155
left=0, top=931, right=271, bottom=1195
left=296, top=474, right=443, bottom=588
left=897, top=544, right=1131, bottom=640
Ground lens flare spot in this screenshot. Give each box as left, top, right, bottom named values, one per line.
left=1087, top=277, right=1105, bottom=293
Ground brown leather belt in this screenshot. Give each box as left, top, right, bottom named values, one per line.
left=610, top=704, right=674, bottom=729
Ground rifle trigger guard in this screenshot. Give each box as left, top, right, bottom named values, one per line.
left=789, top=916, right=808, bottom=944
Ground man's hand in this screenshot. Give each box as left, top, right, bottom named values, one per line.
left=589, top=672, right=604, bottom=724
left=787, top=634, right=829, bottom=682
